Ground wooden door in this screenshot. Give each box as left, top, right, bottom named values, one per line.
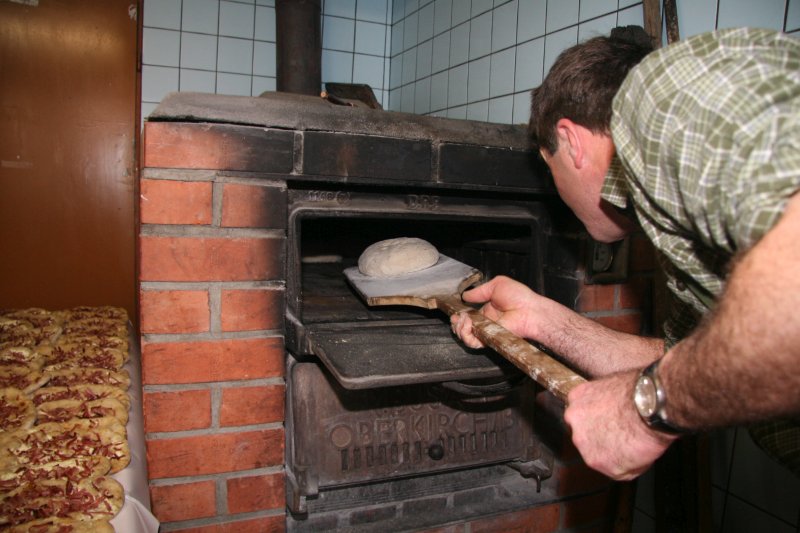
left=0, top=0, right=139, bottom=324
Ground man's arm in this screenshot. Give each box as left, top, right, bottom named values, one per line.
left=659, top=191, right=800, bottom=428
left=451, top=275, right=663, bottom=378
left=565, top=193, right=800, bottom=479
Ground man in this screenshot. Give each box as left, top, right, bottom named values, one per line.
left=451, top=27, right=800, bottom=480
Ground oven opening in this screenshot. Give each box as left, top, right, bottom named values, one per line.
left=287, top=207, right=546, bottom=390
left=299, top=215, right=537, bottom=322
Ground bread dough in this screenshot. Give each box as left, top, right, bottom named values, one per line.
left=358, top=237, right=439, bottom=278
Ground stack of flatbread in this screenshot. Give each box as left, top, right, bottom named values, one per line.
left=0, top=306, right=131, bottom=532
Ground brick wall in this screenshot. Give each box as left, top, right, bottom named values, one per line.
left=578, top=234, right=658, bottom=335
left=140, top=122, right=289, bottom=531
left=139, top=101, right=656, bottom=531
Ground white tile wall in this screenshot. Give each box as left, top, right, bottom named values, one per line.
left=320, top=0, right=392, bottom=105
left=141, top=0, right=391, bottom=119
left=141, top=0, right=278, bottom=120
left=386, top=0, right=665, bottom=124
left=140, top=4, right=800, bottom=527
left=147, top=0, right=655, bottom=120
left=385, top=0, right=799, bottom=126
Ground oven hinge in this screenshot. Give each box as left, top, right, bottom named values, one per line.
left=286, top=465, right=319, bottom=515
left=507, top=443, right=554, bottom=493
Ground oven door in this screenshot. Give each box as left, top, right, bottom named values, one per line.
left=285, top=185, right=549, bottom=390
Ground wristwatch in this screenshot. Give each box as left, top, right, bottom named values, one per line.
left=633, top=358, right=689, bottom=434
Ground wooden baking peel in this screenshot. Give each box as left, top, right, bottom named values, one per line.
left=344, top=255, right=586, bottom=401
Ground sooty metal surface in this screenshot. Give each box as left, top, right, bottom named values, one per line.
left=307, top=321, right=518, bottom=389
left=287, top=361, right=548, bottom=514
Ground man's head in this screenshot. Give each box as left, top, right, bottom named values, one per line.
left=530, top=27, right=653, bottom=242
left=530, top=27, right=654, bottom=154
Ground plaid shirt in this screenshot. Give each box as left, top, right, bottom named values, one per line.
left=603, top=27, right=800, bottom=347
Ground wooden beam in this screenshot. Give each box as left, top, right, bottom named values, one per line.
left=664, top=0, right=681, bottom=44
left=642, top=0, right=662, bottom=48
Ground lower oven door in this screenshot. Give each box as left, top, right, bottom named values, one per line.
left=306, top=319, right=519, bottom=389
left=285, top=357, right=545, bottom=513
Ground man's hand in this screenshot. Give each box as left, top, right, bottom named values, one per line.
left=450, top=275, right=553, bottom=349
left=564, top=371, right=678, bottom=480
left=450, top=275, right=663, bottom=377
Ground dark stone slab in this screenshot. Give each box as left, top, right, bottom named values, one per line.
left=303, top=131, right=431, bottom=182
left=439, top=143, right=553, bottom=192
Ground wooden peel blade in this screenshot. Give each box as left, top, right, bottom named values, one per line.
left=344, top=255, right=586, bottom=402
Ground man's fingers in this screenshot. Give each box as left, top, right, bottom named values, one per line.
left=450, top=312, right=485, bottom=349
left=461, top=276, right=503, bottom=303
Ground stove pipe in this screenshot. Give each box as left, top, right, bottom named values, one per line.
left=275, top=0, right=322, bottom=96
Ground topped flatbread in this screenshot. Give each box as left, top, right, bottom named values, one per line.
left=0, top=388, right=35, bottom=433
left=0, top=476, right=124, bottom=526
left=0, top=456, right=111, bottom=494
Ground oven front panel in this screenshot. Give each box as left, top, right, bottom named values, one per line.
left=288, top=360, right=538, bottom=494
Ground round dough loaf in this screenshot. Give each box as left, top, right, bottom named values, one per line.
left=358, top=237, right=440, bottom=278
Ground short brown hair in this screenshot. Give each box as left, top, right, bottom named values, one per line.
left=530, top=26, right=654, bottom=154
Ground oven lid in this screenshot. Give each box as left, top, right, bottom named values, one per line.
left=305, top=320, right=518, bottom=389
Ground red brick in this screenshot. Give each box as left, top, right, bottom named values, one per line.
left=226, top=472, right=285, bottom=514
left=141, top=179, right=212, bottom=225
left=149, top=480, right=216, bottom=522
left=220, top=288, right=284, bottom=332
left=220, top=385, right=285, bottom=427
left=578, top=284, right=616, bottom=312
left=618, top=276, right=652, bottom=311
left=168, top=515, right=285, bottom=533
left=593, top=313, right=642, bottom=335
left=144, top=122, right=291, bottom=173
left=146, top=429, right=284, bottom=478
left=145, top=122, right=219, bottom=170
left=221, top=183, right=285, bottom=229
left=144, top=389, right=212, bottom=433
left=142, top=337, right=284, bottom=385
left=469, top=504, right=560, bottom=533
left=140, top=289, right=209, bottom=334
left=561, top=487, right=617, bottom=528
left=139, top=235, right=284, bottom=282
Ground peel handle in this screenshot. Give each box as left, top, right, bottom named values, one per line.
left=436, top=294, right=586, bottom=402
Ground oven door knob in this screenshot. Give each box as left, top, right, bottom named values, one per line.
left=428, top=443, right=445, bottom=460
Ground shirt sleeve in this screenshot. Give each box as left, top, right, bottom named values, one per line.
left=725, top=113, right=800, bottom=251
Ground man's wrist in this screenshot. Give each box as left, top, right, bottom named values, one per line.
left=633, top=358, right=691, bottom=435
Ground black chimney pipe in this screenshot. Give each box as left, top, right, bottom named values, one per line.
left=275, top=0, right=322, bottom=95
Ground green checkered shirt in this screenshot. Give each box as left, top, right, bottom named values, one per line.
left=603, top=27, right=800, bottom=476
left=604, top=27, right=800, bottom=346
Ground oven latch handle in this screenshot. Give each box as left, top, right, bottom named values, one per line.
left=435, top=294, right=586, bottom=403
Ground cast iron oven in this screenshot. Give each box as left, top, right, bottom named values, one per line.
left=148, top=91, right=590, bottom=531
left=284, top=183, right=566, bottom=529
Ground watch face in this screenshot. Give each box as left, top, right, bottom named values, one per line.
left=634, top=375, right=657, bottom=417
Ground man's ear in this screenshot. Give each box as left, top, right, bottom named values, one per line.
left=555, top=118, right=584, bottom=169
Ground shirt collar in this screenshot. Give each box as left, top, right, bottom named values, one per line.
left=601, top=154, right=629, bottom=209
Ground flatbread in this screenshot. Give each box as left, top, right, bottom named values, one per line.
left=0, top=476, right=123, bottom=526
left=0, top=365, right=49, bottom=395
left=0, top=388, right=35, bottom=433
left=32, top=384, right=130, bottom=410
left=44, top=367, right=130, bottom=390
left=36, top=398, right=129, bottom=426
left=7, top=517, right=114, bottom=532
left=0, top=457, right=111, bottom=494
left=358, top=237, right=440, bottom=278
